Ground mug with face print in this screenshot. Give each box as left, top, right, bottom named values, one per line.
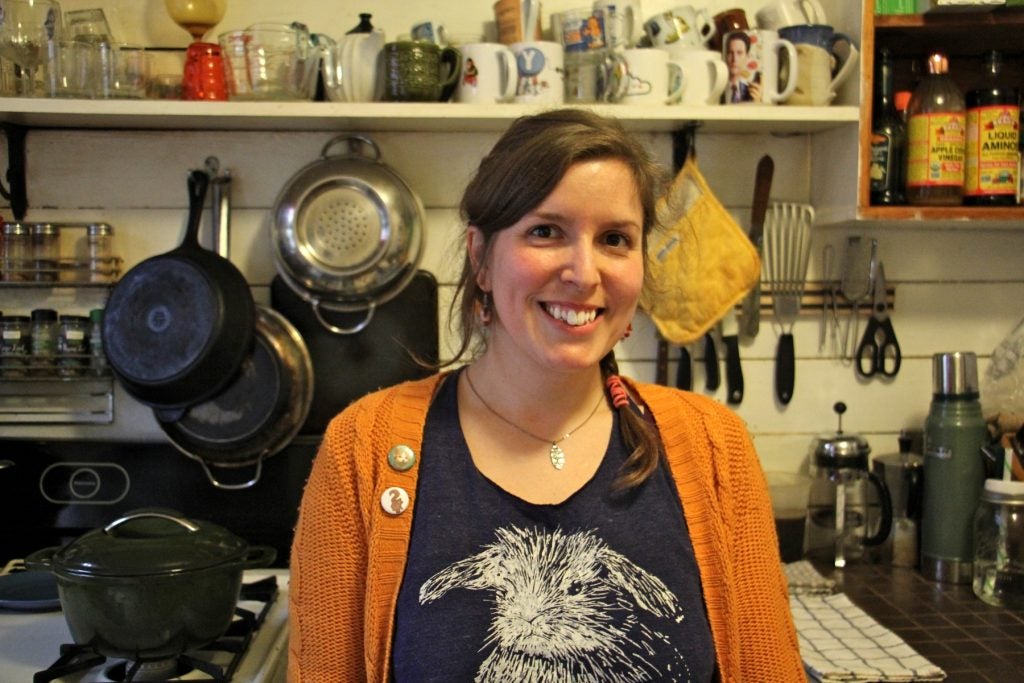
left=721, top=29, right=797, bottom=105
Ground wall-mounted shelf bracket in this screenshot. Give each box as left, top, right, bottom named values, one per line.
left=1, top=123, right=28, bottom=220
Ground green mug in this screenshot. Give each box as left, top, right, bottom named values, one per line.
left=383, top=41, right=461, bottom=102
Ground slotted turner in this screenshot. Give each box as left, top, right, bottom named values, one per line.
left=765, top=202, right=814, bottom=405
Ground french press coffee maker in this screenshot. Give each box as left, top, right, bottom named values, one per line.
left=805, top=402, right=893, bottom=567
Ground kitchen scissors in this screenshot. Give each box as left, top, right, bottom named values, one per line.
left=855, top=261, right=901, bottom=377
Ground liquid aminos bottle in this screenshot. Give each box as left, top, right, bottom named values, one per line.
left=870, top=48, right=906, bottom=205
left=906, top=52, right=966, bottom=206
left=964, top=51, right=1020, bottom=206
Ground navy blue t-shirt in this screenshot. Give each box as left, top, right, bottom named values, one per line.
left=392, top=373, right=716, bottom=681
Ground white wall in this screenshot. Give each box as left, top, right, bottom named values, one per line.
left=3, top=0, right=1024, bottom=477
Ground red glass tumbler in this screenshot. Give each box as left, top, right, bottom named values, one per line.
left=183, top=42, right=227, bottom=100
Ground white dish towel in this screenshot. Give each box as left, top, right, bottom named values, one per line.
left=790, top=592, right=946, bottom=682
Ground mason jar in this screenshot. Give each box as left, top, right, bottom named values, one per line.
left=973, top=479, right=1024, bottom=609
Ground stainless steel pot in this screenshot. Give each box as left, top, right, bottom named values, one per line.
left=25, top=510, right=276, bottom=660
left=272, top=134, right=424, bottom=334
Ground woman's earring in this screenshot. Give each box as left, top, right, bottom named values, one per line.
left=478, top=291, right=492, bottom=326
left=621, top=323, right=632, bottom=340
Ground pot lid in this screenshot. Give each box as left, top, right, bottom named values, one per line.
left=49, top=509, right=250, bottom=578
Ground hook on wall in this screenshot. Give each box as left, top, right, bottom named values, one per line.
left=1, top=124, right=28, bottom=220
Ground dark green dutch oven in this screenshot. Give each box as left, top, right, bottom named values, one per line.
left=25, top=509, right=276, bottom=660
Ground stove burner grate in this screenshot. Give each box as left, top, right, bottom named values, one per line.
left=32, top=577, right=279, bottom=683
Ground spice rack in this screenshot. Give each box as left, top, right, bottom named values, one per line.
left=0, top=228, right=120, bottom=424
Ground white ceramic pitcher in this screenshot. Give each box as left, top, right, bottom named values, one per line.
left=323, top=29, right=386, bottom=102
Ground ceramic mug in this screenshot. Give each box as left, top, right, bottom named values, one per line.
left=594, top=1, right=639, bottom=49
left=672, top=48, right=728, bottom=105
left=511, top=40, right=564, bottom=104
left=382, top=40, right=461, bottom=102
left=755, top=0, right=827, bottom=30
left=553, top=8, right=608, bottom=52
left=616, top=48, right=685, bottom=105
left=721, top=29, right=797, bottom=105
left=778, top=24, right=859, bottom=106
left=322, top=30, right=386, bottom=103
left=411, top=19, right=448, bottom=45
left=564, top=49, right=628, bottom=103
left=643, top=6, right=715, bottom=49
left=456, top=42, right=517, bottom=103
left=709, top=8, right=749, bottom=51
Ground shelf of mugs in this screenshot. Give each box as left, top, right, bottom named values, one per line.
left=0, top=98, right=861, bottom=135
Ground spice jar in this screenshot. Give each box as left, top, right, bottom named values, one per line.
left=0, top=315, right=31, bottom=377
left=1, top=222, right=32, bottom=281
left=87, top=223, right=114, bottom=283
left=30, top=308, right=59, bottom=377
left=58, top=314, right=89, bottom=377
left=88, top=308, right=107, bottom=376
left=31, top=223, right=60, bottom=282
left=973, top=479, right=1024, bottom=609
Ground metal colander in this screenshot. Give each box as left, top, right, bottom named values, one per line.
left=272, top=135, right=423, bottom=317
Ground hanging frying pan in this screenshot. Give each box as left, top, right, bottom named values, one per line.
left=271, top=134, right=424, bottom=334
left=157, top=305, right=313, bottom=490
left=101, top=169, right=255, bottom=414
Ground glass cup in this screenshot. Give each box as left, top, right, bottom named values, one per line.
left=182, top=41, right=226, bottom=100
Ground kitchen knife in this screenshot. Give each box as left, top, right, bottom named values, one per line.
left=703, top=332, right=720, bottom=391
left=740, top=155, right=774, bottom=338
left=656, top=335, right=669, bottom=385
left=721, top=310, right=744, bottom=404
left=676, top=346, right=692, bottom=391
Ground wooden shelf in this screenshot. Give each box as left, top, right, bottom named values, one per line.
left=0, top=98, right=861, bottom=134
left=858, top=204, right=1024, bottom=224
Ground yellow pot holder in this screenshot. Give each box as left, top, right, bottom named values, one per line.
left=641, top=156, right=760, bottom=345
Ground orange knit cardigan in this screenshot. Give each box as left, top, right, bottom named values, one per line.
left=288, top=373, right=803, bottom=682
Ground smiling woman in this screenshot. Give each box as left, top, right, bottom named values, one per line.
left=288, top=109, right=804, bottom=683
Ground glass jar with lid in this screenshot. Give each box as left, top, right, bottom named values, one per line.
left=31, top=223, right=61, bottom=282
left=58, top=314, right=90, bottom=377
left=2, top=222, right=32, bottom=282
left=30, top=308, right=59, bottom=376
left=973, top=479, right=1024, bottom=609
left=0, top=315, right=31, bottom=377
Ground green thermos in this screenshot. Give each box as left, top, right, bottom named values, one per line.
left=922, top=351, right=987, bottom=584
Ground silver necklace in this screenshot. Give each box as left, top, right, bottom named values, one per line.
left=464, top=369, right=605, bottom=470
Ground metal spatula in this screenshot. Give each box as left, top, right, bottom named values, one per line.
left=766, top=202, right=813, bottom=405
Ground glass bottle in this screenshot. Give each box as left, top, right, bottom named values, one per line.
left=922, top=352, right=987, bottom=584
left=964, top=51, right=1020, bottom=206
left=870, top=48, right=906, bottom=205
left=88, top=307, right=108, bottom=376
left=30, top=308, right=59, bottom=377
left=906, top=52, right=966, bottom=206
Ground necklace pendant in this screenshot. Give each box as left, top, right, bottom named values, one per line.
left=549, top=443, right=566, bottom=470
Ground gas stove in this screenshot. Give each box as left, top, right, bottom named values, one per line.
left=0, top=569, right=289, bottom=682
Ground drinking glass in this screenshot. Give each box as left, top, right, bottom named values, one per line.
left=63, top=7, right=111, bottom=43
left=0, top=0, right=62, bottom=96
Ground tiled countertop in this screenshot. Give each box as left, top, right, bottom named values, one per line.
left=818, top=563, right=1024, bottom=682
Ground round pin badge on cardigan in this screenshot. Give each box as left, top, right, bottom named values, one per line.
left=387, top=444, right=416, bottom=472
left=381, top=486, right=410, bottom=515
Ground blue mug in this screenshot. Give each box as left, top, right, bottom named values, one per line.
left=778, top=23, right=852, bottom=54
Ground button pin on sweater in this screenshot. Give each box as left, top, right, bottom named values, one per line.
left=388, top=444, right=416, bottom=471
left=381, top=486, right=410, bottom=515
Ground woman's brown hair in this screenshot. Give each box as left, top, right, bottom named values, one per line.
left=446, top=108, right=669, bottom=490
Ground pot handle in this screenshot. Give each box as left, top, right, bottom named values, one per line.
left=104, top=511, right=201, bottom=535
left=320, top=134, right=381, bottom=162
left=314, top=299, right=376, bottom=335
left=197, top=453, right=264, bottom=490
left=862, top=470, right=893, bottom=547
left=24, top=546, right=58, bottom=571
left=241, top=545, right=279, bottom=569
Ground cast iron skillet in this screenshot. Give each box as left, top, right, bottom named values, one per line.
left=157, top=306, right=313, bottom=490
left=102, top=170, right=255, bottom=415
